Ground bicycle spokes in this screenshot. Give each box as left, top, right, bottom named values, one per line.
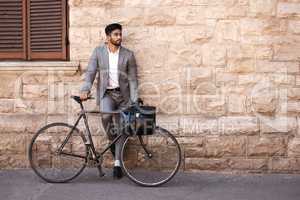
left=121, top=127, right=181, bottom=187
left=29, top=123, right=88, bottom=183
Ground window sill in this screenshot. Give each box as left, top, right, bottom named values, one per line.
left=0, top=61, right=79, bottom=71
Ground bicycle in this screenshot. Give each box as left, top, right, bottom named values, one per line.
left=28, top=95, right=181, bottom=187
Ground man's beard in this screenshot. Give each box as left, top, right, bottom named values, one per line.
left=111, top=40, right=121, bottom=46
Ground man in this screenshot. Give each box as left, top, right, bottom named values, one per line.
left=79, top=23, right=138, bottom=179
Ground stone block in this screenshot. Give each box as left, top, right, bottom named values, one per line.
left=228, top=158, right=268, bottom=171
left=0, top=134, right=27, bottom=154
left=271, top=157, right=300, bottom=171
left=179, top=116, right=218, bottom=135
left=0, top=99, right=15, bottom=113
left=288, top=138, right=300, bottom=157
left=247, top=136, right=287, bottom=157
left=227, top=59, right=255, bottom=73
left=0, top=114, right=46, bottom=133
left=205, top=136, right=246, bottom=157
left=0, top=155, right=29, bottom=169
left=23, top=85, right=48, bottom=99
left=185, top=158, right=229, bottom=171
left=218, top=116, right=259, bottom=135
left=260, top=116, right=297, bottom=134
left=277, top=2, right=300, bottom=18
left=144, top=8, right=176, bottom=26
left=249, top=0, right=277, bottom=16
left=0, top=74, right=19, bottom=98
left=202, top=43, right=226, bottom=66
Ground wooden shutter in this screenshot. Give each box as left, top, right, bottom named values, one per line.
left=0, top=0, right=26, bottom=60
left=27, top=0, right=67, bottom=60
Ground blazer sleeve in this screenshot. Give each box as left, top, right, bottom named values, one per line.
left=128, top=52, right=139, bottom=103
left=80, top=47, right=99, bottom=93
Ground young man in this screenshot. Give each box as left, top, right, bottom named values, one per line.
left=79, top=23, right=138, bottom=179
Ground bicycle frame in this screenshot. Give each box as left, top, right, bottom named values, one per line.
left=56, top=100, right=124, bottom=174
left=56, top=96, right=153, bottom=176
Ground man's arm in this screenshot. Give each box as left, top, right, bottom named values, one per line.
left=128, top=52, right=138, bottom=103
left=80, top=47, right=99, bottom=96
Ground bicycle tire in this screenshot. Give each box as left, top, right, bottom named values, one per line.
left=28, top=123, right=88, bottom=183
left=121, top=126, right=181, bottom=187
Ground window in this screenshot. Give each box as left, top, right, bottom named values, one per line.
left=0, top=0, right=68, bottom=61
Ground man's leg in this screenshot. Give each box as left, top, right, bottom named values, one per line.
left=109, top=90, right=128, bottom=178
left=100, top=91, right=124, bottom=178
left=114, top=114, right=127, bottom=165
left=100, top=93, right=117, bottom=147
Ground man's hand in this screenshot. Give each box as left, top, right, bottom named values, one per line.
left=79, top=91, right=90, bottom=101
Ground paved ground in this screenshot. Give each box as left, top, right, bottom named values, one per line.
left=1, top=168, right=300, bottom=200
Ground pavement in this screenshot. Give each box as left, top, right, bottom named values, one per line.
left=1, top=168, right=300, bottom=200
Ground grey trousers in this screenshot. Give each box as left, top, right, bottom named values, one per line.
left=100, top=89, right=127, bottom=161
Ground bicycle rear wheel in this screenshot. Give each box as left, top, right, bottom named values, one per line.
left=28, top=123, right=88, bottom=183
left=121, top=126, right=181, bottom=187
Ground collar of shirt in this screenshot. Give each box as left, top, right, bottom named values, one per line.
left=107, top=45, right=120, bottom=55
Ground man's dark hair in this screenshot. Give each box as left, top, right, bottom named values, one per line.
left=105, top=23, right=122, bottom=35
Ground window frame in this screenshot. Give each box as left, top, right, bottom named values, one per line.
left=0, top=0, right=69, bottom=61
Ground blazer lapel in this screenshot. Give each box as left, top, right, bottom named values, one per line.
left=102, top=45, right=109, bottom=88
left=118, top=46, right=125, bottom=80
left=118, top=46, right=125, bottom=71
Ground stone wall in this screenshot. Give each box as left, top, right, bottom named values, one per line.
left=1, top=0, right=300, bottom=173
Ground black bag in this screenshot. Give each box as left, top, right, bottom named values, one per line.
left=121, top=105, right=156, bottom=136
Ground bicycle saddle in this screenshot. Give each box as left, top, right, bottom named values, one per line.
left=71, top=95, right=82, bottom=103
left=71, top=95, right=94, bottom=104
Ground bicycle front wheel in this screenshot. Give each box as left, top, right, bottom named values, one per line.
left=28, top=123, right=88, bottom=183
left=121, top=126, right=181, bottom=187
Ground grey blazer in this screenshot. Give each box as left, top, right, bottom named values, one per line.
left=80, top=44, right=138, bottom=105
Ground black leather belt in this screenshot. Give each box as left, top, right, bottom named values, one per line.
left=106, top=87, right=120, bottom=92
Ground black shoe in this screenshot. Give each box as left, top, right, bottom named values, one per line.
left=110, top=143, right=115, bottom=158
left=113, top=166, right=123, bottom=179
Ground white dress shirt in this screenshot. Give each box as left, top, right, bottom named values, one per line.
left=107, top=47, right=120, bottom=89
